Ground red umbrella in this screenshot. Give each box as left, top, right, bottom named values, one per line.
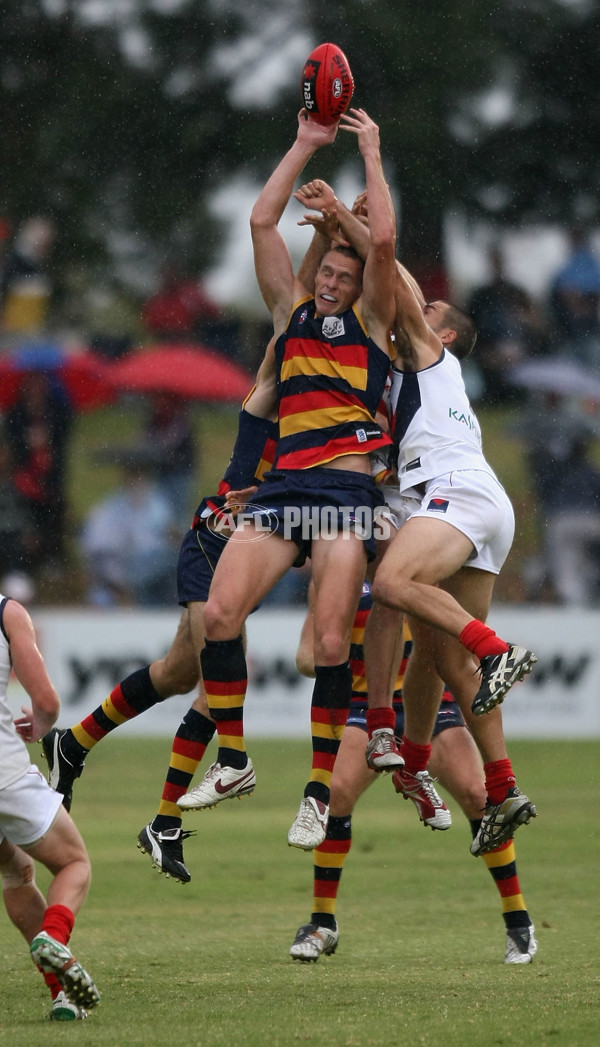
left=107, top=343, right=254, bottom=402
left=0, top=343, right=116, bottom=411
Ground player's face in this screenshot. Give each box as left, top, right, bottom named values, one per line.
left=423, top=300, right=450, bottom=331
left=314, top=251, right=363, bottom=317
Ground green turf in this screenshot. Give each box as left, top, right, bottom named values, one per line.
left=1, top=738, right=598, bottom=1045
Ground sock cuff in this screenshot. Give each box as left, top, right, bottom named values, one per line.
left=459, top=620, right=510, bottom=659
left=366, top=706, right=396, bottom=734
left=203, top=635, right=243, bottom=652
left=181, top=706, right=216, bottom=744
left=120, top=666, right=163, bottom=709
left=325, top=814, right=352, bottom=840
left=401, top=734, right=432, bottom=774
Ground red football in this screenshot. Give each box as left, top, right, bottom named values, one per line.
left=301, top=43, right=354, bottom=126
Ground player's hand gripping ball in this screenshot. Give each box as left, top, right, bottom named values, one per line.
left=301, top=43, right=354, bottom=126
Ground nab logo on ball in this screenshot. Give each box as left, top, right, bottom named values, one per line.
left=301, top=42, right=354, bottom=126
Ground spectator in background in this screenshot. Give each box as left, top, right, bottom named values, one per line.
left=134, top=392, right=198, bottom=521
left=0, top=439, right=38, bottom=598
left=141, top=261, right=243, bottom=359
left=518, top=392, right=600, bottom=606
left=79, top=455, right=179, bottom=608
left=141, top=262, right=222, bottom=343
left=4, top=370, right=73, bottom=577
left=0, top=217, right=56, bottom=336
left=468, top=245, right=546, bottom=405
left=549, top=226, right=600, bottom=367
left=0, top=217, right=12, bottom=268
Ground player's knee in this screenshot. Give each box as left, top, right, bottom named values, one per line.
left=455, top=780, right=487, bottom=820
left=202, top=599, right=242, bottom=640
left=295, top=648, right=315, bottom=678
left=0, top=848, right=36, bottom=891
left=314, top=627, right=348, bottom=666
left=371, top=574, right=399, bottom=608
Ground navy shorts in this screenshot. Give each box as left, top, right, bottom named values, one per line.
left=247, top=467, right=384, bottom=564
left=346, top=699, right=465, bottom=736
left=176, top=525, right=227, bottom=606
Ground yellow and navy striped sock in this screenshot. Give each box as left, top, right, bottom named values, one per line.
left=305, top=663, right=351, bottom=806
left=152, top=707, right=216, bottom=832
left=471, top=821, right=531, bottom=929
left=312, top=814, right=352, bottom=930
left=71, top=667, right=162, bottom=753
left=201, top=636, right=248, bottom=770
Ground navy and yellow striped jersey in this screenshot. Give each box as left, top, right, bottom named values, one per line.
left=273, top=297, right=393, bottom=470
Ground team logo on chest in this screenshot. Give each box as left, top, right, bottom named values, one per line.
left=321, top=316, right=345, bottom=339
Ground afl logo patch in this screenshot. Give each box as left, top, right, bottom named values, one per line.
left=427, top=498, right=449, bottom=513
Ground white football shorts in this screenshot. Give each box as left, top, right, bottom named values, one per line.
left=380, top=469, right=515, bottom=575
left=0, top=764, right=63, bottom=847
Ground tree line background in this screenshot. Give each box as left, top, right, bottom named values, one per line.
left=1, top=0, right=599, bottom=305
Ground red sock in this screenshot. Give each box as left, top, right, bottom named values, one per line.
left=41, top=904, right=75, bottom=946
left=42, top=972, right=63, bottom=1000
left=459, top=620, right=510, bottom=660
left=401, top=735, right=432, bottom=775
left=366, top=707, right=396, bottom=737
left=484, top=759, right=516, bottom=805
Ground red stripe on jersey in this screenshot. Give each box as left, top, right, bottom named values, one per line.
left=279, top=389, right=365, bottom=418
left=276, top=433, right=391, bottom=471
left=282, top=338, right=369, bottom=369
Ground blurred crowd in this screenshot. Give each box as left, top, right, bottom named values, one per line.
left=1, top=214, right=600, bottom=609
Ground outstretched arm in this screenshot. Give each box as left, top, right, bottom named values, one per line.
left=250, top=110, right=338, bottom=336
left=339, top=109, right=397, bottom=352
left=393, top=267, right=441, bottom=366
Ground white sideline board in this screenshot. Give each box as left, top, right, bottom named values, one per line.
left=6, top=606, right=600, bottom=739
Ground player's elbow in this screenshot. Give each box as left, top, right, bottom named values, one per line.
left=249, top=205, right=272, bottom=236
left=369, top=232, right=396, bottom=261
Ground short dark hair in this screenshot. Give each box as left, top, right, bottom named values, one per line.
left=327, top=244, right=364, bottom=270
left=442, top=303, right=477, bottom=359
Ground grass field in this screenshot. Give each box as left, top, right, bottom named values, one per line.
left=1, top=738, right=598, bottom=1046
